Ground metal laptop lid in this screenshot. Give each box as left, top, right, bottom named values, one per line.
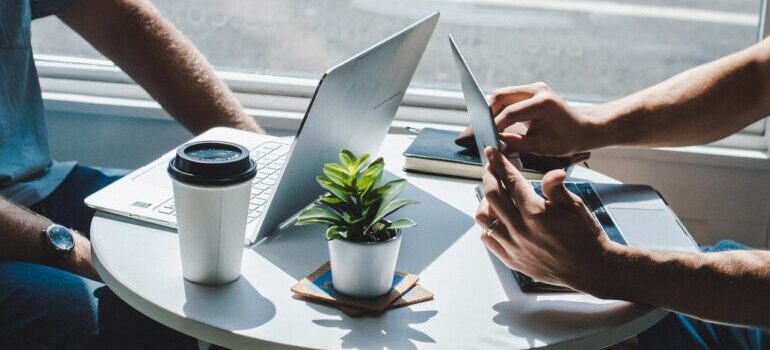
left=249, top=12, right=440, bottom=245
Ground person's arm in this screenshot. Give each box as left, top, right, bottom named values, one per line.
left=457, top=38, right=770, bottom=156
left=602, top=241, right=770, bottom=327
left=475, top=147, right=770, bottom=327
left=56, top=0, right=263, bottom=135
left=0, top=196, right=98, bottom=280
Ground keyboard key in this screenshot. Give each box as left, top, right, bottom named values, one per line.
left=158, top=207, right=174, bottom=214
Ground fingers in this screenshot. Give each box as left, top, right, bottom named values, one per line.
left=484, top=147, right=542, bottom=213
left=542, top=170, right=583, bottom=213
left=459, top=82, right=555, bottom=150
left=475, top=198, right=497, bottom=229
left=480, top=232, right=512, bottom=268
left=476, top=198, right=514, bottom=261
left=493, top=98, right=546, bottom=132
left=481, top=170, right=519, bottom=224
left=489, top=82, right=550, bottom=115
left=476, top=192, right=519, bottom=248
left=455, top=126, right=475, bottom=148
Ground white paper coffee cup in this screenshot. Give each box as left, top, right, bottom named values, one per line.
left=168, top=141, right=256, bottom=285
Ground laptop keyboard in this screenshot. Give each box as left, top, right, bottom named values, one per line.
left=156, top=141, right=291, bottom=223
left=531, top=181, right=627, bottom=245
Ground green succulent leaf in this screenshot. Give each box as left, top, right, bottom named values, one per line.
left=361, top=178, right=401, bottom=207
left=339, top=150, right=357, bottom=172
left=323, top=164, right=350, bottom=187
left=356, top=158, right=384, bottom=193
left=376, top=179, right=408, bottom=207
left=319, top=194, right=343, bottom=204
left=387, top=218, right=417, bottom=229
left=295, top=218, right=338, bottom=226
left=325, top=226, right=342, bottom=240
left=355, top=153, right=371, bottom=169
left=325, top=162, right=350, bottom=176
left=340, top=211, right=364, bottom=225
left=296, top=207, right=343, bottom=226
left=318, top=194, right=352, bottom=215
left=316, top=176, right=353, bottom=204
left=366, top=199, right=418, bottom=233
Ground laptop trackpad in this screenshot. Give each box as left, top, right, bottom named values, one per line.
left=610, top=208, right=698, bottom=253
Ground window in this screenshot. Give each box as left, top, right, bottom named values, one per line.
left=32, top=0, right=767, bottom=150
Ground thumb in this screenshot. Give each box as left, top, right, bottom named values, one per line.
left=541, top=170, right=580, bottom=211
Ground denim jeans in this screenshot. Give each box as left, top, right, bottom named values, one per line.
left=0, top=166, right=197, bottom=349
left=634, top=240, right=770, bottom=350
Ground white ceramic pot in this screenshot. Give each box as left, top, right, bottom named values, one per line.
left=327, top=230, right=402, bottom=298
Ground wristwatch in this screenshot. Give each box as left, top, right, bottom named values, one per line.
left=41, top=224, right=75, bottom=254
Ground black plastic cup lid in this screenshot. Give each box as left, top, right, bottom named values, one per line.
left=168, top=141, right=257, bottom=186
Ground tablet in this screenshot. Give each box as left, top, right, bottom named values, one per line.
left=449, top=34, right=523, bottom=169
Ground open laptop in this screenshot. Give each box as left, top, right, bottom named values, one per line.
left=449, top=34, right=700, bottom=292
left=85, top=12, right=440, bottom=246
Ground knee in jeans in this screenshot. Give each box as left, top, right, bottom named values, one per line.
left=0, top=262, right=101, bottom=349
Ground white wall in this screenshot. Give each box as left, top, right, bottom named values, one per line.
left=46, top=111, right=770, bottom=248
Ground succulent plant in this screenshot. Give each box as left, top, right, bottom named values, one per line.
left=295, top=150, right=417, bottom=242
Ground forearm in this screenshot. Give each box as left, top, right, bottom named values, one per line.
left=0, top=196, right=97, bottom=279
left=590, top=38, right=770, bottom=148
left=593, top=244, right=770, bottom=327
left=58, top=0, right=262, bottom=134
left=0, top=196, right=51, bottom=264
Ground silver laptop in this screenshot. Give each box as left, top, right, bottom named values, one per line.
left=85, top=12, right=440, bottom=246
left=449, top=34, right=700, bottom=255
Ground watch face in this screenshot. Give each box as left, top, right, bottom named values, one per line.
left=47, top=225, right=75, bottom=251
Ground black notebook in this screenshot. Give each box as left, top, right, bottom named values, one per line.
left=403, top=128, right=589, bottom=180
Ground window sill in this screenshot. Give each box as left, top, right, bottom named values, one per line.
left=42, top=91, right=770, bottom=172
left=592, top=146, right=770, bottom=171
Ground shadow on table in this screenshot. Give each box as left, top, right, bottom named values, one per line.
left=491, top=299, right=641, bottom=340
left=484, top=248, right=650, bottom=347
left=306, top=302, right=438, bottom=350
left=182, top=277, right=276, bottom=331
left=253, top=170, right=475, bottom=280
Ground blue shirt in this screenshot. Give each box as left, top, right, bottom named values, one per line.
left=0, top=0, right=81, bottom=206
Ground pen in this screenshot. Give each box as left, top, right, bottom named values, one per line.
left=405, top=126, right=422, bottom=134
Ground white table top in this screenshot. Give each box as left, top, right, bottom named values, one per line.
left=91, top=133, right=665, bottom=350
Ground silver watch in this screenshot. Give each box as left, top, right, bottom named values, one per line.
left=41, top=224, right=75, bottom=253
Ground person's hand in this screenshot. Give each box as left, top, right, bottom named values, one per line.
left=475, top=147, right=623, bottom=292
left=456, top=82, right=605, bottom=156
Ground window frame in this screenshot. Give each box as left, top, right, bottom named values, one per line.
left=760, top=0, right=770, bottom=154
left=36, top=0, right=770, bottom=166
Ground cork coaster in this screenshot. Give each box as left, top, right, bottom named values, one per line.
left=337, top=284, right=434, bottom=317
left=291, top=262, right=419, bottom=313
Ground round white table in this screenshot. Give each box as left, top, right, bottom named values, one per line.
left=91, top=134, right=666, bottom=350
